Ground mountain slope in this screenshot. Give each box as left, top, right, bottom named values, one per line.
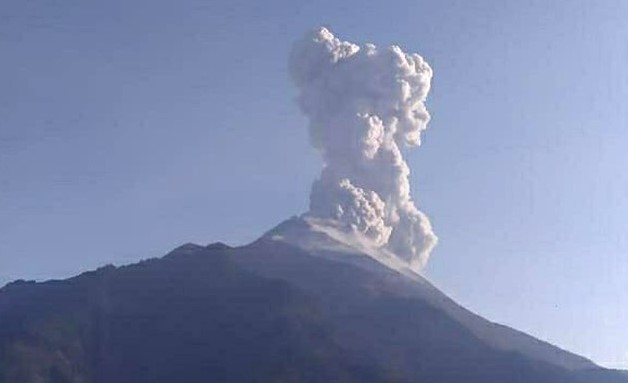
left=0, top=222, right=626, bottom=383
left=0, top=245, right=385, bottom=383
left=256, top=217, right=605, bottom=372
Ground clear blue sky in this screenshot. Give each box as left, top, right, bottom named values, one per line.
left=1, top=0, right=626, bottom=369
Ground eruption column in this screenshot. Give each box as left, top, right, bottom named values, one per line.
left=289, top=28, right=437, bottom=271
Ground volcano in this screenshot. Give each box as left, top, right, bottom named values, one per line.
left=0, top=217, right=626, bottom=383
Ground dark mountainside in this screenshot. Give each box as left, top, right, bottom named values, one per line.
left=0, top=224, right=626, bottom=383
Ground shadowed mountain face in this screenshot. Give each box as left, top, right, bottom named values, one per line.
left=0, top=226, right=626, bottom=383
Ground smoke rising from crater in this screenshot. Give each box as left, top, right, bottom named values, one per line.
left=289, top=27, right=437, bottom=271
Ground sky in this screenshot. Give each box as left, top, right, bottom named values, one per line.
left=1, top=0, right=627, bottom=370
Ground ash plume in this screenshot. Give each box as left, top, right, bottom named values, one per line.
left=289, top=27, right=437, bottom=271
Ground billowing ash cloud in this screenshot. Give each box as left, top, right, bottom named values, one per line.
left=290, top=27, right=437, bottom=271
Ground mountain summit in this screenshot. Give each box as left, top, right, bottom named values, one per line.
left=0, top=219, right=626, bottom=383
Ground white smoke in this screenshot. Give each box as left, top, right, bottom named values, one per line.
left=289, top=27, right=437, bottom=271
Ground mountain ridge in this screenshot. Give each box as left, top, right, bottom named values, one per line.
left=0, top=219, right=625, bottom=383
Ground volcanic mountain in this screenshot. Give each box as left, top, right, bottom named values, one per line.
left=0, top=217, right=626, bottom=383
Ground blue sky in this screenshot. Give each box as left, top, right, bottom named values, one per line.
left=1, top=0, right=626, bottom=369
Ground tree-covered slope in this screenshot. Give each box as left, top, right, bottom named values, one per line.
left=0, top=241, right=625, bottom=383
